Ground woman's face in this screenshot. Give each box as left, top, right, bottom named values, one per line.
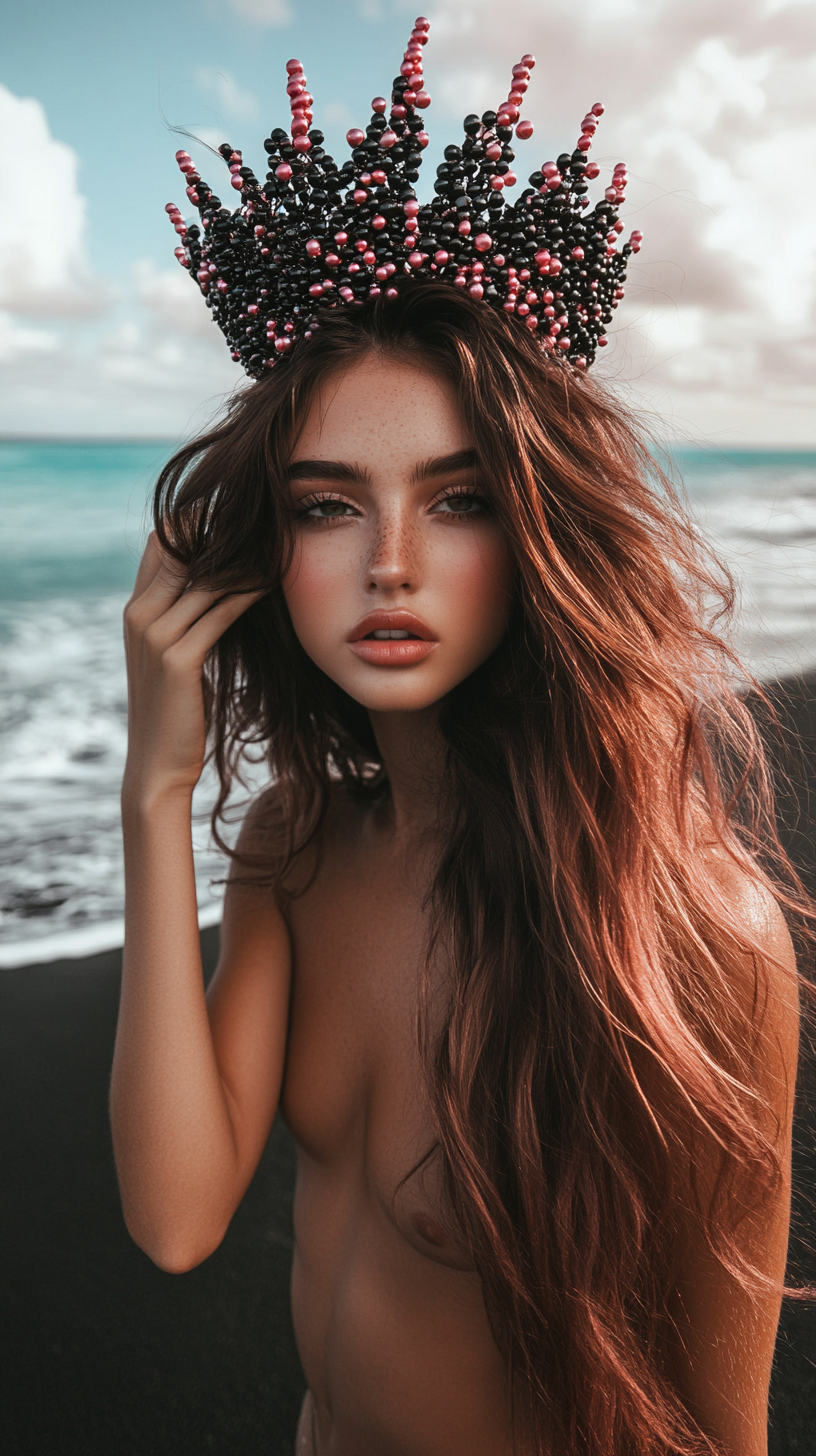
left=282, top=352, right=515, bottom=714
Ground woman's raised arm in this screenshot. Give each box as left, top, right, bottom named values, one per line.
left=110, top=535, right=289, bottom=1273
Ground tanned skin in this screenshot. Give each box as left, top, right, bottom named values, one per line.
left=111, top=356, right=798, bottom=1456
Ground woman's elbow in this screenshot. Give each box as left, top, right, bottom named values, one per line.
left=121, top=1204, right=228, bottom=1274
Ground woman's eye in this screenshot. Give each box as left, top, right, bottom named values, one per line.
left=433, top=492, right=487, bottom=517
left=296, top=496, right=356, bottom=521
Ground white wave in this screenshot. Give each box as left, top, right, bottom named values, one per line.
left=0, top=899, right=224, bottom=970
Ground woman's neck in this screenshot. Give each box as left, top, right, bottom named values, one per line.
left=368, top=706, right=446, bottom=836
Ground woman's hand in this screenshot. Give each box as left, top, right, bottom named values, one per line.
left=122, top=532, right=264, bottom=807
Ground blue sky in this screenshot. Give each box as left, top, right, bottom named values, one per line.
left=2, top=0, right=815, bottom=442
left=4, top=0, right=428, bottom=278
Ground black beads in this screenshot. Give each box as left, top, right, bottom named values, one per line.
left=169, top=26, right=636, bottom=376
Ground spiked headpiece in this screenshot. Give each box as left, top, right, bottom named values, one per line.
left=166, top=16, right=641, bottom=376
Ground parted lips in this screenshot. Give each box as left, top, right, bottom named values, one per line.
left=166, top=15, right=641, bottom=376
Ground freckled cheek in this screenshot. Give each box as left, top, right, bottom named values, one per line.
left=432, top=531, right=514, bottom=651
left=282, top=537, right=358, bottom=644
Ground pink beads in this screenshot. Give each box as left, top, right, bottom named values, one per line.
left=469, top=282, right=484, bottom=300
left=474, top=232, right=492, bottom=252
left=404, top=199, right=420, bottom=217
left=408, top=251, right=424, bottom=268
left=434, top=249, right=449, bottom=266
left=372, top=214, right=386, bottom=230
left=305, top=238, right=321, bottom=257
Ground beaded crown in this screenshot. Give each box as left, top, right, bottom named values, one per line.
left=166, top=15, right=641, bottom=376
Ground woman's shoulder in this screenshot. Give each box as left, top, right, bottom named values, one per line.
left=235, top=775, right=373, bottom=895
left=703, top=843, right=797, bottom=972
left=701, top=843, right=801, bottom=1075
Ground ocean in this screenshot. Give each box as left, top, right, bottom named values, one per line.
left=1, top=439, right=815, bottom=968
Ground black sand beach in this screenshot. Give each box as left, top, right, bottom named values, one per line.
left=1, top=673, right=814, bottom=1456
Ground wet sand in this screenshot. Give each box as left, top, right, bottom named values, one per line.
left=1, top=673, right=813, bottom=1455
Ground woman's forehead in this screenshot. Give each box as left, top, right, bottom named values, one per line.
left=293, top=355, right=472, bottom=465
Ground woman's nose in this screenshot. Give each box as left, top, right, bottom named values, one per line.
left=364, top=513, right=418, bottom=594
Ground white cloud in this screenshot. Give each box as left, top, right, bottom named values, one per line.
left=0, top=312, right=58, bottom=363
left=225, top=0, right=292, bottom=25
left=195, top=68, right=258, bottom=120
left=0, top=84, right=112, bottom=319
left=0, top=87, right=239, bottom=435
left=423, top=0, right=816, bottom=442
left=0, top=261, right=240, bottom=437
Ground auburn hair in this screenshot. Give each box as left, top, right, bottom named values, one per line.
left=154, top=283, right=810, bottom=1455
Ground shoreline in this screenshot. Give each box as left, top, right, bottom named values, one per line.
left=2, top=667, right=814, bottom=973
left=0, top=669, right=813, bottom=1454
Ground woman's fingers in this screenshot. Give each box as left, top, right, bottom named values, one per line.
left=129, top=531, right=162, bottom=600
left=162, top=590, right=267, bottom=666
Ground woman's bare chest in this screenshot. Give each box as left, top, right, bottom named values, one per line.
left=280, top=818, right=469, bottom=1267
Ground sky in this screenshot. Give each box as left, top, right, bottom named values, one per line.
left=1, top=0, right=815, bottom=444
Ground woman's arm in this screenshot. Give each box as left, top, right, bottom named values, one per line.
left=666, top=876, right=801, bottom=1456
left=110, top=535, right=288, bottom=1273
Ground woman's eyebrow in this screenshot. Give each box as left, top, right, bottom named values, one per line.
left=287, top=449, right=478, bottom=485
left=411, top=449, right=478, bottom=482
left=287, top=459, right=364, bottom=483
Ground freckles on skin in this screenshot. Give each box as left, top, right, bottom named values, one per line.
left=282, top=354, right=515, bottom=713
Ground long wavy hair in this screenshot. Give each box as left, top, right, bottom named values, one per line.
left=154, top=283, right=810, bottom=1456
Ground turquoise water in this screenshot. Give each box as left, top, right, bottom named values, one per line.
left=0, top=440, right=165, bottom=603
left=1, top=439, right=814, bottom=965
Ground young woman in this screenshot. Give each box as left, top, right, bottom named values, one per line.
left=111, top=282, right=804, bottom=1456
left=112, top=23, right=808, bottom=1456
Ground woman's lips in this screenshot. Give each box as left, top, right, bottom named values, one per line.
left=349, top=637, right=437, bottom=665
left=347, top=610, right=437, bottom=666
